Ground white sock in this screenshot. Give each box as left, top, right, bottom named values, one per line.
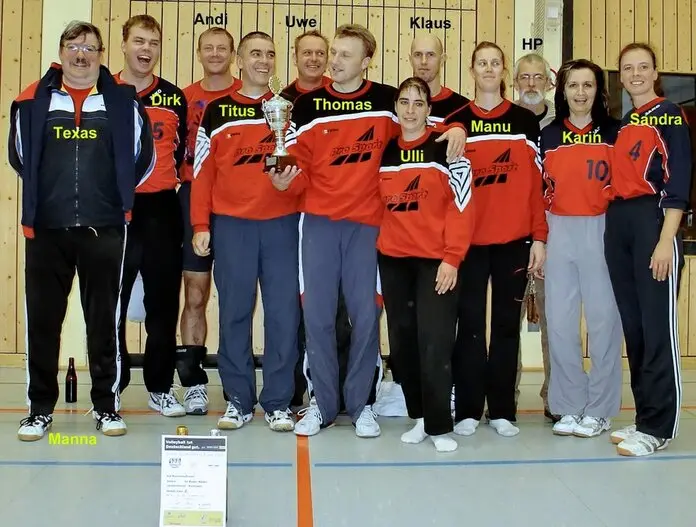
left=489, top=418, right=520, bottom=437
left=453, top=418, right=479, bottom=436
left=401, top=418, right=427, bottom=444
left=430, top=434, right=458, bottom=452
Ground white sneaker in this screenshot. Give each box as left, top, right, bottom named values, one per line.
left=266, top=409, right=295, bottom=432
left=610, top=424, right=637, bottom=445
left=18, top=414, right=53, bottom=441
left=453, top=418, right=479, bottom=436
left=617, top=431, right=670, bottom=457
left=552, top=415, right=582, bottom=436
left=355, top=405, right=380, bottom=438
left=294, top=401, right=325, bottom=436
left=93, top=411, right=127, bottom=436
left=217, top=401, right=253, bottom=430
left=573, top=416, right=611, bottom=438
left=183, top=384, right=209, bottom=415
left=488, top=418, right=519, bottom=437
left=149, top=391, right=186, bottom=417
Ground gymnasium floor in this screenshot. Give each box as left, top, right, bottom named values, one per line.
left=0, top=366, right=694, bottom=527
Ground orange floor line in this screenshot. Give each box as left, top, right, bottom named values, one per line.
left=296, top=436, right=314, bottom=527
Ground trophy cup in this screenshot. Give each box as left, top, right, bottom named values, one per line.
left=262, top=76, right=296, bottom=172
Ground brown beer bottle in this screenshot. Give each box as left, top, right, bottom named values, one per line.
left=65, top=357, right=77, bottom=403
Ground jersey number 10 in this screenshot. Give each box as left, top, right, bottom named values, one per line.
left=586, top=159, right=609, bottom=181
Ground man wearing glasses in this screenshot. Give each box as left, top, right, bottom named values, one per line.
left=8, top=21, right=155, bottom=441
left=512, top=53, right=559, bottom=423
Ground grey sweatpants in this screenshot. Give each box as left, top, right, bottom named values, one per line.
left=545, top=213, right=623, bottom=418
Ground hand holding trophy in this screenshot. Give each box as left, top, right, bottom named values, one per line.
left=263, top=75, right=302, bottom=191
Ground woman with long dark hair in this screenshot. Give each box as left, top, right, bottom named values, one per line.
left=540, top=59, right=623, bottom=438
left=604, top=43, right=692, bottom=456
left=377, top=77, right=474, bottom=452
left=444, top=42, right=547, bottom=438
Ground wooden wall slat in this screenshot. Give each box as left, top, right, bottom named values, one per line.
left=459, top=10, right=475, bottom=99
left=605, top=0, right=621, bottom=71
left=633, top=0, right=649, bottom=44
left=573, top=0, right=591, bottom=60
left=160, top=1, right=178, bottom=83
left=443, top=9, right=461, bottom=94
left=16, top=0, right=44, bottom=360
left=108, top=0, right=131, bottom=72
left=175, top=2, right=194, bottom=88
left=620, top=0, right=634, bottom=50
left=663, top=0, right=678, bottom=71
left=0, top=0, right=23, bottom=353
left=476, top=0, right=495, bottom=43
left=677, top=0, right=692, bottom=71
left=591, top=0, right=606, bottom=67
left=496, top=0, right=514, bottom=97
left=649, top=0, right=664, bottom=67
left=92, top=0, right=112, bottom=64
left=688, top=259, right=696, bottom=356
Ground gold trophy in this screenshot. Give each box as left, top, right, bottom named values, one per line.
left=262, top=75, right=297, bottom=173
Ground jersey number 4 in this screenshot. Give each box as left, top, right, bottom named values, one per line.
left=629, top=140, right=642, bottom=161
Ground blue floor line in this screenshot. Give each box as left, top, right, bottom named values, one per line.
left=0, top=460, right=293, bottom=468
left=314, top=453, right=696, bottom=468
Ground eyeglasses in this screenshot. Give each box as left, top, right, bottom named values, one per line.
left=518, top=74, right=546, bottom=83
left=63, top=44, right=101, bottom=55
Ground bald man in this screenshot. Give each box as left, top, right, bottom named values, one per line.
left=409, top=34, right=469, bottom=123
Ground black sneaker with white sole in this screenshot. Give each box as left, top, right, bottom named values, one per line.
left=93, top=411, right=127, bottom=436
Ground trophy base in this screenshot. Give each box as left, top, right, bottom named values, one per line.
left=265, top=154, right=297, bottom=173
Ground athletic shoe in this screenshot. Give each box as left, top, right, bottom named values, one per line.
left=18, top=414, right=53, bottom=442
left=93, top=411, right=127, bottom=436
left=217, top=401, right=253, bottom=430
left=149, top=390, right=186, bottom=417
left=183, top=384, right=209, bottom=415
left=265, top=409, right=295, bottom=432
left=616, top=431, right=670, bottom=457
left=354, top=405, right=380, bottom=438
left=610, top=424, right=637, bottom=445
left=294, top=399, right=332, bottom=436
left=573, top=416, right=610, bottom=438
left=552, top=415, right=581, bottom=436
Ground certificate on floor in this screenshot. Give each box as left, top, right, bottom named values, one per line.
left=159, top=435, right=228, bottom=527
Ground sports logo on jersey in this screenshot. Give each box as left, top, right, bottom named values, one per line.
left=329, top=126, right=384, bottom=165
left=384, top=175, right=428, bottom=211
left=233, top=132, right=276, bottom=164
left=473, top=148, right=518, bottom=187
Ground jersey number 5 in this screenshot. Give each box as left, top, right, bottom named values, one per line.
left=153, top=121, right=164, bottom=140
left=586, top=159, right=609, bottom=181
left=629, top=140, right=642, bottom=161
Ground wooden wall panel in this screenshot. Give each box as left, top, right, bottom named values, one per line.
left=0, top=0, right=24, bottom=355
left=2, top=0, right=696, bottom=367
left=575, top=0, right=696, bottom=73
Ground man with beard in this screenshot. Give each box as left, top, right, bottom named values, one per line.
left=281, top=30, right=353, bottom=412
left=114, top=15, right=188, bottom=417
left=176, top=27, right=242, bottom=416
left=512, top=52, right=558, bottom=422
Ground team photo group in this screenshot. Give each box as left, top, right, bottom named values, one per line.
left=7, top=13, right=692, bottom=459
